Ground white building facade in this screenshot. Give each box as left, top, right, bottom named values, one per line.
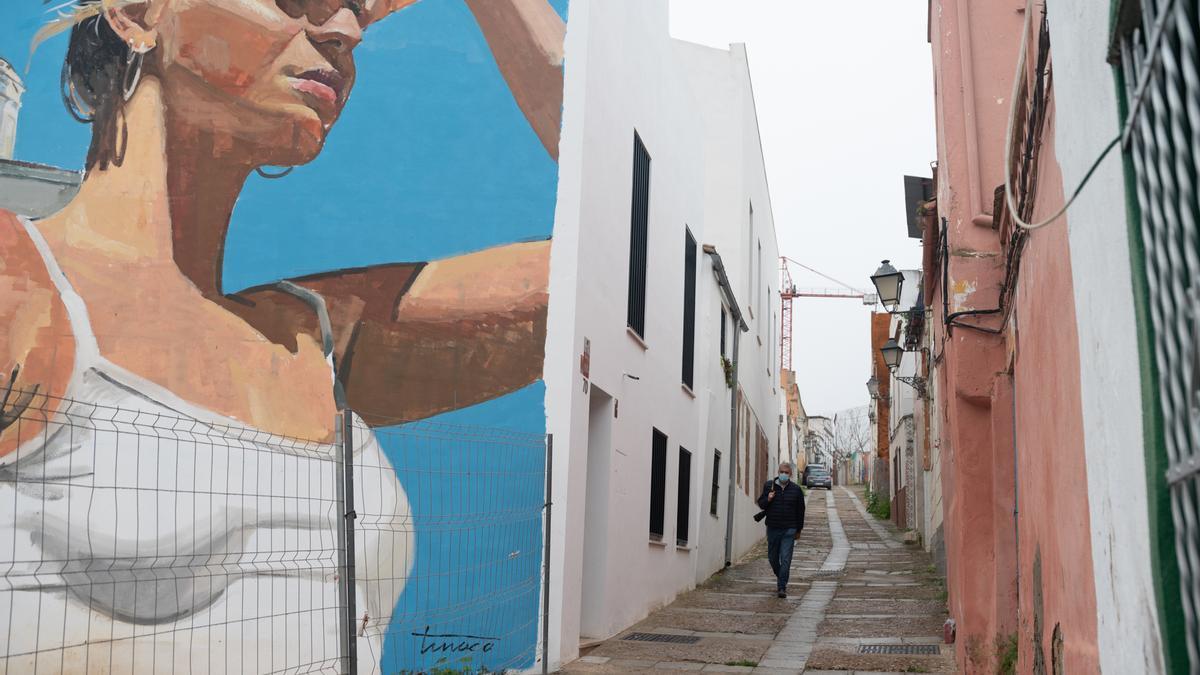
left=543, top=0, right=783, bottom=667
left=0, top=58, right=22, bottom=161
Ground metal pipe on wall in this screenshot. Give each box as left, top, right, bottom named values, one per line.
left=541, top=434, right=553, bottom=675
left=725, top=327, right=741, bottom=566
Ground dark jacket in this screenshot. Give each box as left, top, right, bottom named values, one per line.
left=757, top=479, right=806, bottom=531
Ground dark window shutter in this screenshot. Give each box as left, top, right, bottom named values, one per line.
left=710, top=451, right=721, bottom=516
left=682, top=229, right=698, bottom=388
left=720, top=307, right=728, bottom=357
left=677, top=447, right=692, bottom=545
left=627, top=133, right=651, bottom=337
left=649, top=428, right=667, bottom=539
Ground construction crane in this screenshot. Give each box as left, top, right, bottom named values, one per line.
left=779, top=256, right=878, bottom=374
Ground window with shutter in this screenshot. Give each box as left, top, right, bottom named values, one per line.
left=627, top=133, right=651, bottom=338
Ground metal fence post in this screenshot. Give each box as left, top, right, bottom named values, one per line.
left=336, top=411, right=359, bottom=675
left=541, top=433, right=553, bottom=675
left=334, top=413, right=350, bottom=674
left=344, top=412, right=359, bottom=675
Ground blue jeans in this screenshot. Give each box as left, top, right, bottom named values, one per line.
left=766, top=527, right=797, bottom=592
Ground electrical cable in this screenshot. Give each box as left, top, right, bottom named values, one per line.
left=782, top=257, right=869, bottom=295
left=1002, top=0, right=1121, bottom=231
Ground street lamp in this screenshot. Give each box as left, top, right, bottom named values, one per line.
left=880, top=338, right=904, bottom=371
left=871, top=260, right=904, bottom=310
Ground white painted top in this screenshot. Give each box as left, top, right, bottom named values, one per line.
left=0, top=217, right=413, bottom=673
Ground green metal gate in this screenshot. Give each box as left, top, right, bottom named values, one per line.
left=1112, top=0, right=1200, bottom=670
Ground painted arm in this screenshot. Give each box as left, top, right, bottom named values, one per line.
left=238, top=241, right=549, bottom=426
left=463, top=0, right=565, bottom=159
left=366, top=0, right=565, bottom=159
left=339, top=240, right=549, bottom=426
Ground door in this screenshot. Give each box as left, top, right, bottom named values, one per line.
left=580, top=387, right=613, bottom=640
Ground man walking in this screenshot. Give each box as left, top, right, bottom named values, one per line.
left=757, top=462, right=806, bottom=598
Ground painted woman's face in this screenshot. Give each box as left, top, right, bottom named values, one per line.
left=148, top=0, right=365, bottom=165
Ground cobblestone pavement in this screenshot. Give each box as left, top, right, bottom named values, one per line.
left=561, top=486, right=956, bottom=674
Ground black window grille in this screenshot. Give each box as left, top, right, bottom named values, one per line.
left=677, top=447, right=692, bottom=546
left=720, top=307, right=728, bottom=357
left=682, top=229, right=698, bottom=388
left=757, top=242, right=764, bottom=326
left=649, top=428, right=667, bottom=540
left=768, top=291, right=773, bottom=375
left=1114, top=0, right=1200, bottom=668
left=710, top=450, right=721, bottom=516
left=747, top=202, right=754, bottom=311
left=627, top=133, right=651, bottom=338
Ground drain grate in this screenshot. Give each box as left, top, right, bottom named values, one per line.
left=622, top=632, right=701, bottom=645
left=859, top=644, right=940, bottom=655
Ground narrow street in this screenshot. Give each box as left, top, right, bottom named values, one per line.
left=563, top=487, right=953, bottom=674
left=1, top=1, right=1189, bottom=672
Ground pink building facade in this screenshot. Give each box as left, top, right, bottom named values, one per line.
left=917, top=0, right=1190, bottom=671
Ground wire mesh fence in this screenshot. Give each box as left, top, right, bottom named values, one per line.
left=355, top=417, right=548, bottom=675
left=0, top=395, right=549, bottom=674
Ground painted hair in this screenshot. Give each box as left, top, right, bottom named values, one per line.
left=33, top=1, right=144, bottom=170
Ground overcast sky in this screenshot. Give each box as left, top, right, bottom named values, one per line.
left=669, top=0, right=934, bottom=417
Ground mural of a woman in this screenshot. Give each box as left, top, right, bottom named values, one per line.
left=0, top=0, right=563, bottom=671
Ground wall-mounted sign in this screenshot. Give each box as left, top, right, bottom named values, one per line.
left=580, top=338, right=591, bottom=379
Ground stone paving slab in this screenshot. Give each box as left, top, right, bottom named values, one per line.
left=674, top=593, right=803, bottom=613
left=636, top=608, right=790, bottom=635
left=805, top=671, right=931, bottom=675
left=817, top=615, right=947, bottom=638
left=826, top=599, right=945, bottom=616
left=610, top=659, right=659, bottom=668
left=830, top=585, right=943, bottom=600
left=583, top=635, right=770, bottom=665
left=814, top=636, right=946, bottom=646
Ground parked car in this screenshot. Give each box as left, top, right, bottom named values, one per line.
left=804, top=464, right=832, bottom=490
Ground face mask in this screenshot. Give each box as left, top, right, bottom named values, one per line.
left=778, top=473, right=790, bottom=483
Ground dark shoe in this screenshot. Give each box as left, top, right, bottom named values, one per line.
left=777, top=591, right=787, bottom=598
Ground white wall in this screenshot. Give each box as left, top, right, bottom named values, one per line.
left=543, top=1, right=783, bottom=668
left=923, top=366, right=944, bottom=560
left=0, top=62, right=21, bottom=161
left=1046, top=0, right=1166, bottom=671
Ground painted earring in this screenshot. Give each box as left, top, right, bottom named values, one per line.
left=256, top=166, right=296, bottom=179
left=123, top=48, right=144, bottom=102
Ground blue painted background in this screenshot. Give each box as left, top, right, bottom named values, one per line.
left=1, top=0, right=566, bottom=670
